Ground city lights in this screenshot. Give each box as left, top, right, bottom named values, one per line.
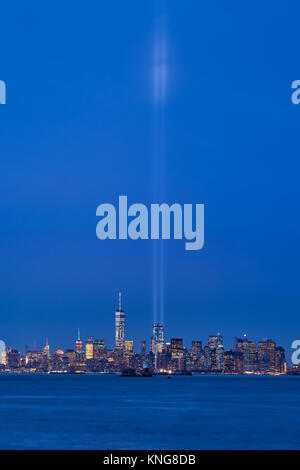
left=1, top=292, right=289, bottom=376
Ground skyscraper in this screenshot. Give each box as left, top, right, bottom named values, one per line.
left=171, top=338, right=183, bottom=360
left=85, top=337, right=94, bottom=360
left=124, top=340, right=134, bottom=355
left=216, top=344, right=224, bottom=370
left=191, top=341, right=202, bottom=360
left=75, top=328, right=82, bottom=354
left=141, top=339, right=147, bottom=356
left=241, top=334, right=258, bottom=373
left=234, top=337, right=243, bottom=353
left=74, top=329, right=85, bottom=371
left=275, top=346, right=286, bottom=374
left=0, top=340, right=6, bottom=366
left=208, top=333, right=223, bottom=350
left=93, top=339, right=107, bottom=359
left=258, top=339, right=276, bottom=373
left=115, top=292, right=125, bottom=350
left=208, top=333, right=223, bottom=371
left=224, top=349, right=235, bottom=373
left=151, top=324, right=165, bottom=354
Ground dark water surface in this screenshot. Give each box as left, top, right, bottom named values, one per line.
left=0, top=374, right=299, bottom=450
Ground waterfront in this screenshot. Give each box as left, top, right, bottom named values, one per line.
left=0, top=374, right=299, bottom=450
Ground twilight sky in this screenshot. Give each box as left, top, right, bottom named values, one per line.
left=0, top=1, right=300, bottom=358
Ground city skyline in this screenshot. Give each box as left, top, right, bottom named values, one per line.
left=1, top=3, right=299, bottom=363
left=0, top=292, right=289, bottom=374
left=0, top=0, right=299, bottom=454
left=1, top=290, right=294, bottom=360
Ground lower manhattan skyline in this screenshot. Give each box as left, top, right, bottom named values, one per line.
left=0, top=291, right=292, bottom=375
left=0, top=288, right=296, bottom=357
left=1, top=0, right=300, bottom=455
left=1, top=2, right=300, bottom=363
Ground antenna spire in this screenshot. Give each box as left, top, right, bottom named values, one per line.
left=119, top=291, right=122, bottom=311
left=77, top=328, right=80, bottom=341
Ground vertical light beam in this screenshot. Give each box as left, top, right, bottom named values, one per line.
left=152, top=6, right=168, bottom=327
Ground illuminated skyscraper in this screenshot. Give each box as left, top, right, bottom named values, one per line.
left=124, top=340, right=134, bottom=355
left=75, top=329, right=85, bottom=371
left=76, top=328, right=82, bottom=354
left=208, top=333, right=223, bottom=371
left=191, top=341, right=202, bottom=360
left=85, top=337, right=94, bottom=360
left=208, top=333, right=223, bottom=350
left=0, top=340, right=6, bottom=366
left=241, top=334, right=258, bottom=373
left=224, top=349, right=235, bottom=373
left=93, top=339, right=107, bottom=359
left=234, top=337, right=243, bottom=353
left=216, top=345, right=224, bottom=370
left=275, top=346, right=286, bottom=374
left=258, top=339, right=276, bottom=373
left=171, top=338, right=183, bottom=360
left=65, top=349, right=76, bottom=364
left=6, top=348, right=20, bottom=369
left=141, top=339, right=147, bottom=356
left=151, top=323, right=165, bottom=354
left=115, top=292, right=125, bottom=350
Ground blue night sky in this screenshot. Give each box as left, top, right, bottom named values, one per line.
left=0, top=1, right=300, bottom=358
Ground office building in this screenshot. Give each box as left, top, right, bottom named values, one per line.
left=85, top=337, right=94, bottom=360
left=171, top=338, right=183, bottom=360
left=115, top=292, right=125, bottom=350
left=151, top=323, right=165, bottom=354
left=141, top=339, right=147, bottom=356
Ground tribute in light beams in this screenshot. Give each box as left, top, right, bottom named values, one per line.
left=152, top=13, right=168, bottom=327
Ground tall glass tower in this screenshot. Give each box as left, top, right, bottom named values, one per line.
left=151, top=323, right=165, bottom=354
left=115, top=292, right=125, bottom=350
